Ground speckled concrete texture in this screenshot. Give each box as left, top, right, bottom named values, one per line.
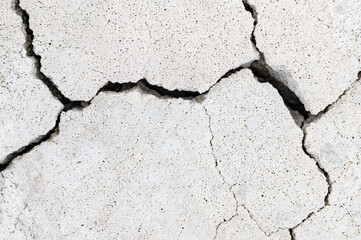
left=20, top=0, right=258, bottom=100
left=202, top=70, right=327, bottom=234
left=248, top=0, right=361, bottom=114
left=1, top=0, right=360, bottom=239
left=0, top=0, right=62, bottom=163
left=0, top=89, right=236, bottom=239
left=295, top=81, right=361, bottom=239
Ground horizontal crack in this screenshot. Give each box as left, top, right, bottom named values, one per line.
left=5, top=2, right=349, bottom=239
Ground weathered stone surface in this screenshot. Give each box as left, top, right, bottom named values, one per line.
left=0, top=88, right=235, bottom=239
left=20, top=0, right=258, bottom=101
left=202, top=69, right=328, bottom=233
left=215, top=206, right=291, bottom=240
left=0, top=1, right=62, bottom=163
left=248, top=0, right=361, bottom=114
left=295, top=81, right=361, bottom=238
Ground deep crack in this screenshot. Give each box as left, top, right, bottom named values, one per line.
left=2, top=1, right=357, bottom=238
left=289, top=228, right=295, bottom=240
left=242, top=0, right=333, bottom=237
left=14, top=0, right=74, bottom=106
left=9, top=0, right=333, bottom=212
left=242, top=0, right=310, bottom=120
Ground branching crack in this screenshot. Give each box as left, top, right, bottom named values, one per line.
left=286, top=127, right=332, bottom=238
left=242, top=1, right=334, bottom=237
left=203, top=106, right=266, bottom=239
left=3, top=0, right=255, bottom=171
left=241, top=204, right=269, bottom=236
left=287, top=77, right=361, bottom=237
left=6, top=3, right=352, bottom=237
left=202, top=106, right=239, bottom=240
left=242, top=0, right=309, bottom=120
left=0, top=0, right=88, bottom=171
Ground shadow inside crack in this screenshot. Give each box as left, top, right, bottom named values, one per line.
left=250, top=60, right=309, bottom=118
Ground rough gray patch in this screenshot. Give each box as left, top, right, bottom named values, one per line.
left=215, top=206, right=291, bottom=240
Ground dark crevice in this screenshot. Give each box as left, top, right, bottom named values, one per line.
left=95, top=62, right=251, bottom=99
left=242, top=0, right=260, bottom=54
left=243, top=0, right=332, bottom=236
left=242, top=0, right=310, bottom=120
left=140, top=79, right=200, bottom=98
left=0, top=100, right=86, bottom=172
left=0, top=70, right=246, bottom=172
left=289, top=228, right=295, bottom=240
left=1, top=0, right=85, bottom=172
left=95, top=79, right=200, bottom=99
left=250, top=61, right=310, bottom=118
left=14, top=0, right=75, bottom=107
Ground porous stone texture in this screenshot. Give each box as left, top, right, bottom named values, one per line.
left=20, top=0, right=258, bottom=101
left=0, top=88, right=235, bottom=239
left=294, top=81, right=361, bottom=239
left=202, top=70, right=328, bottom=234
left=249, top=0, right=361, bottom=114
left=0, top=1, right=62, bottom=163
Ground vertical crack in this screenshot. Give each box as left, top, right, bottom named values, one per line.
left=14, top=0, right=83, bottom=109
left=202, top=106, right=239, bottom=240
left=242, top=0, right=332, bottom=236
left=203, top=106, right=267, bottom=239
left=7, top=0, right=345, bottom=236
left=301, top=129, right=332, bottom=207
left=1, top=0, right=87, bottom=172
left=289, top=228, right=295, bottom=240
left=0, top=113, right=61, bottom=171
left=242, top=0, right=309, bottom=120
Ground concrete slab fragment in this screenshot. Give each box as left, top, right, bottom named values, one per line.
left=20, top=0, right=258, bottom=100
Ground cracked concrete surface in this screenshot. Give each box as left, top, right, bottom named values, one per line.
left=203, top=70, right=327, bottom=234
left=0, top=0, right=360, bottom=239
left=0, top=0, right=62, bottom=164
left=248, top=0, right=361, bottom=115
left=294, top=81, right=361, bottom=239
left=19, top=0, right=258, bottom=101
left=0, top=88, right=236, bottom=239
